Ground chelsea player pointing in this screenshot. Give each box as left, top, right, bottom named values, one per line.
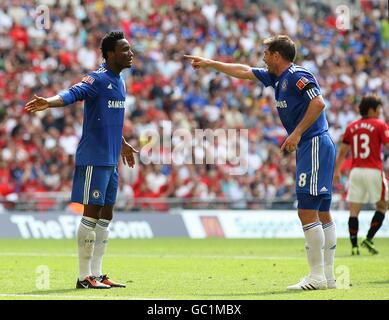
left=185, top=35, right=337, bottom=290
left=25, top=31, right=138, bottom=289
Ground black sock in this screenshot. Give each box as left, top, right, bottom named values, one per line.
left=348, top=217, right=359, bottom=247
left=367, top=211, right=385, bottom=240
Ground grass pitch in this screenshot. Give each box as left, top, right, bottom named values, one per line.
left=0, top=238, right=388, bottom=300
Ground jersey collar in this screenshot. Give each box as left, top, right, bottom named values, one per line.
left=102, top=63, right=121, bottom=78
left=277, top=63, right=294, bottom=80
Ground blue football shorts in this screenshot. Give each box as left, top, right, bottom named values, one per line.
left=71, top=165, right=119, bottom=206
left=296, top=133, right=336, bottom=211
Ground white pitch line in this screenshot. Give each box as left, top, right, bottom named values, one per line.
left=0, top=252, right=76, bottom=257
left=0, top=293, right=166, bottom=300
left=0, top=252, right=300, bottom=260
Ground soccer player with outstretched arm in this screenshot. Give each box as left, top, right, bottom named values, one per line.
left=25, top=31, right=138, bottom=289
left=334, top=95, right=389, bottom=255
left=185, top=35, right=337, bottom=290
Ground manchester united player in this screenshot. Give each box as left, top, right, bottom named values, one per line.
left=334, top=95, right=389, bottom=255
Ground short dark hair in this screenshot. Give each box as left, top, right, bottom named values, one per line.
left=100, top=31, right=125, bottom=60
left=359, top=94, right=382, bottom=117
left=263, top=35, right=296, bottom=62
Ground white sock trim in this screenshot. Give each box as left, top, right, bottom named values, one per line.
left=303, top=221, right=322, bottom=232
left=322, top=221, right=335, bottom=230
left=97, top=219, right=110, bottom=229
left=81, top=216, right=97, bottom=230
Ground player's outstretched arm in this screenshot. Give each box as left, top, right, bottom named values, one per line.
left=25, top=94, right=64, bottom=113
left=183, top=55, right=256, bottom=80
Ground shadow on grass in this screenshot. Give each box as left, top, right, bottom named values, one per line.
left=368, top=280, right=389, bottom=285
left=334, top=253, right=374, bottom=258
left=189, top=290, right=306, bottom=298
left=21, top=288, right=87, bottom=295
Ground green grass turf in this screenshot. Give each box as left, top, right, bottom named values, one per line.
left=0, top=238, right=388, bottom=300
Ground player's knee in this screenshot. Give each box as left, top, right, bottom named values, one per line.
left=84, top=204, right=103, bottom=219
left=376, top=201, right=387, bottom=214
left=297, top=209, right=319, bottom=225
left=101, top=205, right=114, bottom=220
left=318, top=211, right=332, bottom=224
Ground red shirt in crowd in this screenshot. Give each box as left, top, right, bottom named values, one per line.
left=10, top=24, right=28, bottom=48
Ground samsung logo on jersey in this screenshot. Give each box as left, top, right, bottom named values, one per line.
left=108, top=100, right=125, bottom=109
left=276, top=100, right=288, bottom=109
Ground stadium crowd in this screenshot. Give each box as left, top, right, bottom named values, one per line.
left=0, top=0, right=388, bottom=211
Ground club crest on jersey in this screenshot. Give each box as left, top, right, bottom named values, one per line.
left=82, top=75, right=95, bottom=85
left=92, top=190, right=101, bottom=199
left=281, top=79, right=288, bottom=91
left=296, top=76, right=309, bottom=90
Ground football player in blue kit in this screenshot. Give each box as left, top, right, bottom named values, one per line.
left=185, top=35, right=337, bottom=290
left=25, top=31, right=138, bottom=289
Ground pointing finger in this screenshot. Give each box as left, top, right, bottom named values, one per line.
left=183, top=55, right=197, bottom=59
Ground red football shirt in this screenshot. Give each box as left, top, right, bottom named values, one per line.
left=342, top=118, right=389, bottom=170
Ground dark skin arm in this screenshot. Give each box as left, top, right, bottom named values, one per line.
left=121, top=136, right=139, bottom=168
left=280, top=95, right=326, bottom=153
left=25, top=95, right=64, bottom=112
left=26, top=95, right=139, bottom=168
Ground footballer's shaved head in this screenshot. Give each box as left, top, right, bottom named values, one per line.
left=100, top=30, right=134, bottom=71
left=100, top=31, right=125, bottom=60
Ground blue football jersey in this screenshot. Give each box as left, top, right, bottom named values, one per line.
left=59, top=63, right=126, bottom=166
left=252, top=64, right=328, bottom=143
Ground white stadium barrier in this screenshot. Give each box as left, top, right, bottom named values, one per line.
left=0, top=210, right=388, bottom=239
left=180, top=210, right=389, bottom=238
